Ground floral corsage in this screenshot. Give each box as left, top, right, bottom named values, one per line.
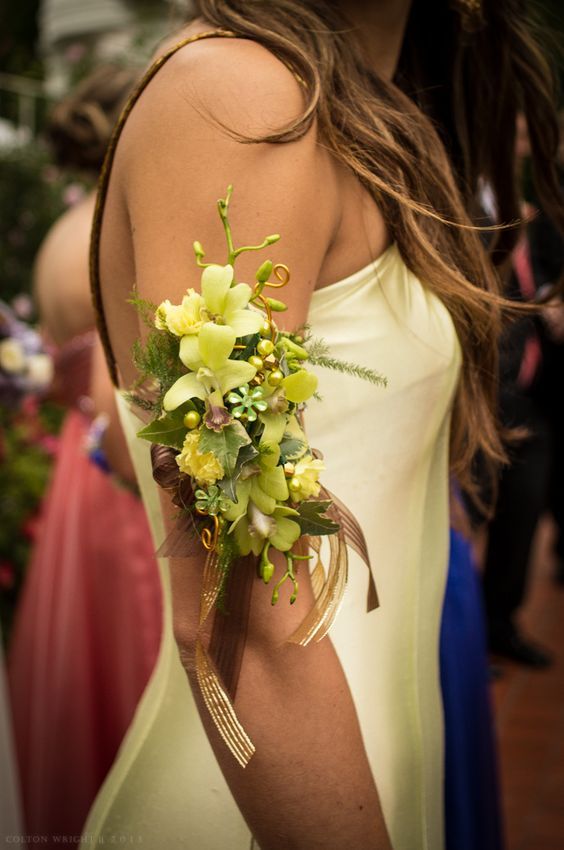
left=128, top=187, right=384, bottom=765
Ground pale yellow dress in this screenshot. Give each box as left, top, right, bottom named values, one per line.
left=83, top=237, right=461, bottom=849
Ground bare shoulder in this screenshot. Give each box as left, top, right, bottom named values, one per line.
left=120, top=32, right=306, bottom=155
left=34, top=194, right=96, bottom=342
left=35, top=194, right=95, bottom=287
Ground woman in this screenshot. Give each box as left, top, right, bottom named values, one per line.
left=8, top=67, right=162, bottom=843
left=84, top=1, right=562, bottom=848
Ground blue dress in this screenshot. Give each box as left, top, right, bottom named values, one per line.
left=441, top=528, right=505, bottom=850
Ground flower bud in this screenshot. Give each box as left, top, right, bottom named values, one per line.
left=266, top=298, right=287, bottom=312
left=255, top=260, right=273, bottom=283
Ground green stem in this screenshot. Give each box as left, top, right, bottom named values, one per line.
left=217, top=185, right=236, bottom=265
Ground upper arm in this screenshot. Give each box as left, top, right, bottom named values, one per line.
left=118, top=37, right=339, bottom=331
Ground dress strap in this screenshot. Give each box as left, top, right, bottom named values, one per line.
left=89, top=29, right=239, bottom=387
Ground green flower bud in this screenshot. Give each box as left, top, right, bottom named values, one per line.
left=283, top=338, right=309, bottom=360
left=265, top=234, right=280, bottom=245
left=266, top=297, right=287, bottom=312
left=193, top=240, right=204, bottom=257
left=256, top=260, right=273, bottom=283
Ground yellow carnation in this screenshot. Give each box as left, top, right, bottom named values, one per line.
left=288, top=454, right=324, bottom=502
left=176, top=430, right=224, bottom=486
left=155, top=289, right=205, bottom=336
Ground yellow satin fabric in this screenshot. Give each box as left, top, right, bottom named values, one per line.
left=83, top=244, right=460, bottom=849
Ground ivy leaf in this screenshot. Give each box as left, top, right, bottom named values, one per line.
left=279, top=435, right=306, bottom=464
left=233, top=442, right=259, bottom=479
left=295, top=500, right=340, bottom=536
left=218, top=476, right=237, bottom=502
left=198, top=420, right=251, bottom=478
left=137, top=408, right=187, bottom=449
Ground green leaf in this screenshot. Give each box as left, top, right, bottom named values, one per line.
left=295, top=500, right=340, bottom=536
left=137, top=409, right=187, bottom=449
left=279, top=435, right=306, bottom=463
left=218, top=476, right=237, bottom=502
left=198, top=420, right=251, bottom=478
left=233, top=442, right=259, bottom=480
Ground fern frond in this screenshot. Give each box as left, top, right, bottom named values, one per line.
left=306, top=337, right=388, bottom=386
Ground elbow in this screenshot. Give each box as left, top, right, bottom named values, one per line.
left=172, top=612, right=199, bottom=676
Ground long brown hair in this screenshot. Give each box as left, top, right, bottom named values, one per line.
left=190, top=0, right=562, bottom=504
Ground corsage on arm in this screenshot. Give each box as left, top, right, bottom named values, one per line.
left=127, top=187, right=386, bottom=765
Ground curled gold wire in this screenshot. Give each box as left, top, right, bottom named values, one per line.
left=256, top=293, right=272, bottom=326
left=196, top=510, right=220, bottom=551
left=267, top=263, right=290, bottom=288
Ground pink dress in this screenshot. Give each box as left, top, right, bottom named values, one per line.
left=8, top=332, right=162, bottom=844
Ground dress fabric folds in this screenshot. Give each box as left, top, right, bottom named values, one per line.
left=8, top=334, right=162, bottom=843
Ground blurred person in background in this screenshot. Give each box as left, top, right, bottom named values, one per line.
left=7, top=66, right=162, bottom=845
left=481, top=112, right=563, bottom=669
left=530, top=113, right=564, bottom=585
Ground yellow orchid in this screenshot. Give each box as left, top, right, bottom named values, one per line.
left=162, top=322, right=256, bottom=415
left=201, top=264, right=263, bottom=336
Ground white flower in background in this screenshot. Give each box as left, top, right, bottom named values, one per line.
left=0, top=338, right=26, bottom=373
left=26, top=354, right=54, bottom=389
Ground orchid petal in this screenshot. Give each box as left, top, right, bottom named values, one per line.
left=163, top=373, right=206, bottom=411
left=224, top=283, right=252, bottom=314
left=249, top=481, right=276, bottom=515
left=227, top=309, right=264, bottom=338
left=270, top=517, right=301, bottom=552
left=260, top=413, right=287, bottom=447
left=233, top=517, right=264, bottom=556
left=282, top=370, right=318, bottom=403
left=201, top=264, right=234, bottom=314
left=222, top=479, right=251, bottom=521
left=198, top=322, right=236, bottom=371
left=258, top=465, right=289, bottom=502
left=179, top=335, right=202, bottom=370
left=216, top=359, right=257, bottom=395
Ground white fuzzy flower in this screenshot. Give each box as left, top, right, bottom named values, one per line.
left=26, top=353, right=54, bottom=389
left=0, top=338, right=26, bottom=374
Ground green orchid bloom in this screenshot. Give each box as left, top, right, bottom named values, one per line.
left=162, top=322, right=257, bottom=414
left=201, top=264, right=264, bottom=336
left=225, top=490, right=301, bottom=556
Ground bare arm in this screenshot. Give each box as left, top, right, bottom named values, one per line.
left=113, top=37, right=391, bottom=849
